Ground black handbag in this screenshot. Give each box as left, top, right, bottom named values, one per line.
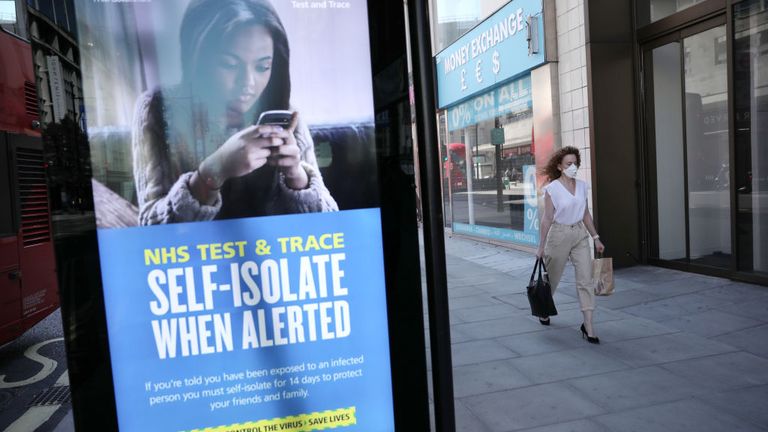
left=527, top=258, right=558, bottom=318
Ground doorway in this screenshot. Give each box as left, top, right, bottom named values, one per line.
left=642, top=17, right=733, bottom=271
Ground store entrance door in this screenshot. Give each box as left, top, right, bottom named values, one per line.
left=642, top=17, right=733, bottom=272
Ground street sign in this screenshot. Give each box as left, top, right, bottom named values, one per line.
left=491, top=127, right=505, bottom=145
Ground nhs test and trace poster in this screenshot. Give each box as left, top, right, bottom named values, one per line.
left=74, top=0, right=394, bottom=430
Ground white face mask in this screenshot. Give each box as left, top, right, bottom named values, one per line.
left=563, top=164, right=578, bottom=179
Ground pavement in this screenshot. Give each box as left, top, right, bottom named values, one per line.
left=437, top=233, right=768, bottom=432
left=47, top=231, right=768, bottom=431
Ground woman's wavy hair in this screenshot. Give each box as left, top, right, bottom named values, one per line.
left=180, top=0, right=290, bottom=117
left=542, top=146, right=581, bottom=181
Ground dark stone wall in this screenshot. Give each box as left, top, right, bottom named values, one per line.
left=585, top=1, right=642, bottom=268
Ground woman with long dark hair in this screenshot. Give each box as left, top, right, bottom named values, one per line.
left=132, top=0, right=337, bottom=225
left=536, top=146, right=605, bottom=343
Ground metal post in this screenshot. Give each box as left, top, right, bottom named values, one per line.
left=496, top=118, right=503, bottom=212
left=405, top=1, right=456, bottom=431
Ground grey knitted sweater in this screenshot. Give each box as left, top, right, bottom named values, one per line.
left=132, top=88, right=338, bottom=225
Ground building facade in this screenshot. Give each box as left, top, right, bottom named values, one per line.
left=26, top=0, right=81, bottom=125
left=25, top=0, right=92, bottom=213
left=431, top=0, right=767, bottom=285
left=431, top=0, right=594, bottom=252
left=628, top=0, right=767, bottom=284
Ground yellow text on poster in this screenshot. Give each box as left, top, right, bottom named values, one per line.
left=189, top=407, right=356, bottom=432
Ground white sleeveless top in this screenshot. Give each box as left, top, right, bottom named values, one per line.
left=543, top=179, right=588, bottom=225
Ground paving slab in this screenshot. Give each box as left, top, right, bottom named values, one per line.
left=699, top=282, right=768, bottom=302
left=610, top=277, right=655, bottom=291
left=593, top=398, right=764, bottom=432
left=551, top=290, right=580, bottom=304
left=589, top=317, right=678, bottom=343
left=547, top=299, right=582, bottom=312
left=449, top=285, right=491, bottom=299
left=545, top=306, right=630, bottom=328
left=449, top=325, right=474, bottom=344
left=620, top=292, right=736, bottom=321
left=715, top=298, right=768, bottom=323
left=491, top=293, right=537, bottom=310
left=477, top=254, right=522, bottom=267
left=449, top=295, right=502, bottom=311
left=448, top=310, right=466, bottom=325
left=449, top=272, right=511, bottom=286
left=508, top=347, right=630, bottom=384
left=450, top=275, right=519, bottom=289
left=454, top=399, right=492, bottom=432
left=696, top=384, right=768, bottom=430
left=452, top=359, right=533, bottom=398
left=504, top=267, right=537, bottom=279
left=472, top=260, right=531, bottom=275
left=451, top=339, right=520, bottom=367
left=516, top=419, right=610, bottom=432
left=712, top=324, right=768, bottom=359
left=659, top=309, right=764, bottom=338
left=462, top=382, right=605, bottom=432
left=492, top=289, right=582, bottom=311
left=594, top=288, right=676, bottom=309
left=660, top=352, right=768, bottom=392
left=453, top=303, right=530, bottom=323
left=481, top=282, right=532, bottom=297
left=453, top=316, right=547, bottom=339
left=567, top=366, right=708, bottom=411
left=616, top=266, right=694, bottom=283
left=596, top=332, right=736, bottom=367
left=497, top=326, right=592, bottom=356
left=634, top=275, right=730, bottom=296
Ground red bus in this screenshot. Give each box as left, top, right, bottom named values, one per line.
left=444, top=143, right=467, bottom=191
left=0, top=1, right=59, bottom=345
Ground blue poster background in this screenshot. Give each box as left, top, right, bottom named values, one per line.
left=97, top=209, right=394, bottom=431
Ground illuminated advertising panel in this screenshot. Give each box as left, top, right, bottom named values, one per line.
left=74, top=0, right=393, bottom=430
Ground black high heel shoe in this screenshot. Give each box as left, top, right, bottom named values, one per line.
left=580, top=324, right=600, bottom=344
left=539, top=317, right=550, bottom=326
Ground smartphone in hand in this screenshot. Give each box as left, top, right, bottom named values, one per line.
left=256, top=110, right=293, bottom=128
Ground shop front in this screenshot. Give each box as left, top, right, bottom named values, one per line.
left=634, top=0, right=768, bottom=284
left=435, top=0, right=555, bottom=249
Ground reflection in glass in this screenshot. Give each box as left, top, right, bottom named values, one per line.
left=637, top=0, right=707, bottom=26
left=0, top=1, right=16, bottom=24
left=0, top=0, right=23, bottom=37
left=684, top=25, right=731, bottom=267
left=430, top=0, right=508, bottom=53
left=439, top=80, right=536, bottom=245
left=444, top=115, right=533, bottom=228
left=650, top=42, right=687, bottom=261
left=734, top=0, right=768, bottom=275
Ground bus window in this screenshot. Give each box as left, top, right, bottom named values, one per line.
left=0, top=1, right=16, bottom=31
left=0, top=0, right=27, bottom=39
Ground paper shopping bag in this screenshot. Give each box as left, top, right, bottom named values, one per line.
left=592, top=255, right=614, bottom=296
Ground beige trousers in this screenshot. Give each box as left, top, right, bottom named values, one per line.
left=543, top=222, right=595, bottom=311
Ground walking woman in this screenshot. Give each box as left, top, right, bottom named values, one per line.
left=536, top=146, right=605, bottom=343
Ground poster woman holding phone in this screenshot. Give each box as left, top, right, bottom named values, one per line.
left=132, top=0, right=337, bottom=225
